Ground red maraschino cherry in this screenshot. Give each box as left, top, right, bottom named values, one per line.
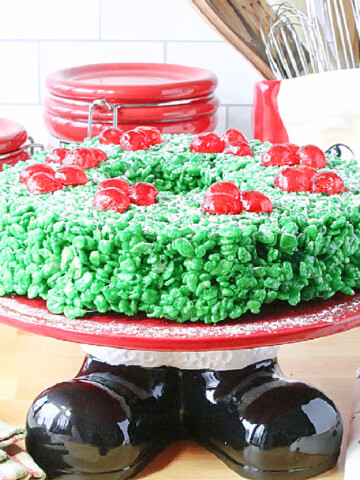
left=202, top=194, right=243, bottom=215
left=274, top=167, right=310, bottom=192
left=295, top=165, right=317, bottom=182
left=45, top=148, right=70, bottom=164
left=310, top=172, right=346, bottom=195
left=221, top=128, right=247, bottom=144
left=129, top=182, right=158, bottom=206
left=262, top=144, right=298, bottom=166
left=20, top=163, right=55, bottom=183
left=93, top=187, right=130, bottom=213
left=98, top=127, right=124, bottom=145
left=55, top=165, right=88, bottom=186
left=202, top=182, right=242, bottom=214
left=26, top=172, right=63, bottom=194
left=97, top=178, right=130, bottom=194
left=223, top=141, right=252, bottom=157
left=63, top=148, right=107, bottom=169
left=190, top=133, right=225, bottom=154
left=120, top=130, right=149, bottom=151
left=207, top=182, right=241, bottom=200
left=135, top=126, right=162, bottom=146
left=296, top=145, right=326, bottom=169
left=284, top=143, right=300, bottom=157
left=241, top=191, right=273, bottom=213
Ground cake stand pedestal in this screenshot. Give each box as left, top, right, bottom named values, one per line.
left=1, top=294, right=360, bottom=480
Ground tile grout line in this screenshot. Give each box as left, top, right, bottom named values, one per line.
left=98, top=0, right=102, bottom=40
left=250, top=106, right=254, bottom=137
left=0, top=38, right=225, bottom=43
left=0, top=103, right=43, bottom=107
left=37, top=41, right=41, bottom=105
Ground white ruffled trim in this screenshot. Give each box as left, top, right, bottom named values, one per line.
left=81, top=345, right=279, bottom=370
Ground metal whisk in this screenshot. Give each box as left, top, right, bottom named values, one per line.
left=260, top=2, right=328, bottom=79
left=261, top=0, right=360, bottom=79
left=306, top=0, right=360, bottom=70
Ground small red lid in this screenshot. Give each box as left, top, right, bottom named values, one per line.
left=0, top=118, right=28, bottom=154
left=46, top=63, right=218, bottom=104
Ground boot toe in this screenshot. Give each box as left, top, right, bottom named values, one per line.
left=26, top=379, right=164, bottom=479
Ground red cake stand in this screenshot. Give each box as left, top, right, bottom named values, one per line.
left=0, top=292, right=360, bottom=350
left=2, top=293, right=357, bottom=480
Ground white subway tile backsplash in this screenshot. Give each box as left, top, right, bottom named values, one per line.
left=101, top=0, right=220, bottom=41
left=0, top=0, right=99, bottom=40
left=0, top=0, right=258, bottom=137
left=38, top=41, right=164, bottom=101
left=214, top=106, right=227, bottom=135
left=0, top=42, right=38, bottom=104
left=166, top=42, right=260, bottom=105
left=227, top=106, right=253, bottom=139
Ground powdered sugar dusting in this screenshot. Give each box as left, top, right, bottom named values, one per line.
left=0, top=294, right=360, bottom=351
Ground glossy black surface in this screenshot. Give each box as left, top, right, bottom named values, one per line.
left=26, top=359, right=181, bottom=479
left=182, top=359, right=342, bottom=480
left=26, top=357, right=342, bottom=480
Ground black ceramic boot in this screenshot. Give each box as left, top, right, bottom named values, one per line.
left=26, top=356, right=181, bottom=479
left=182, top=358, right=343, bottom=480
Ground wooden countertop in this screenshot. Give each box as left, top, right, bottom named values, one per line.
left=0, top=322, right=358, bottom=479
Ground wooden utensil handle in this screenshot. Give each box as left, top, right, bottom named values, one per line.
left=188, top=0, right=275, bottom=79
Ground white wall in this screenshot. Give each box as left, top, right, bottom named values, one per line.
left=0, top=0, right=261, bottom=144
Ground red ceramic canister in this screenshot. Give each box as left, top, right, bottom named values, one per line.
left=0, top=118, right=36, bottom=170
left=44, top=63, right=219, bottom=144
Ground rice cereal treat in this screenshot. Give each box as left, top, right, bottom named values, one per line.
left=0, top=128, right=359, bottom=323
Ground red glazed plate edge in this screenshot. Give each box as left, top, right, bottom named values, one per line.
left=0, top=294, right=360, bottom=351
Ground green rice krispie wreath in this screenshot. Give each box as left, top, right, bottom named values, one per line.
left=0, top=131, right=359, bottom=323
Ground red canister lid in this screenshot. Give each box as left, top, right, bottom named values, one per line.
left=0, top=118, right=28, bottom=154
left=46, top=63, right=218, bottom=104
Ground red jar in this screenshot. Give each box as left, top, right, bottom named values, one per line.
left=44, top=63, right=219, bottom=145
left=0, top=118, right=42, bottom=170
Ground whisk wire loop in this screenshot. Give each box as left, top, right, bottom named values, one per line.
left=261, top=0, right=360, bottom=79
